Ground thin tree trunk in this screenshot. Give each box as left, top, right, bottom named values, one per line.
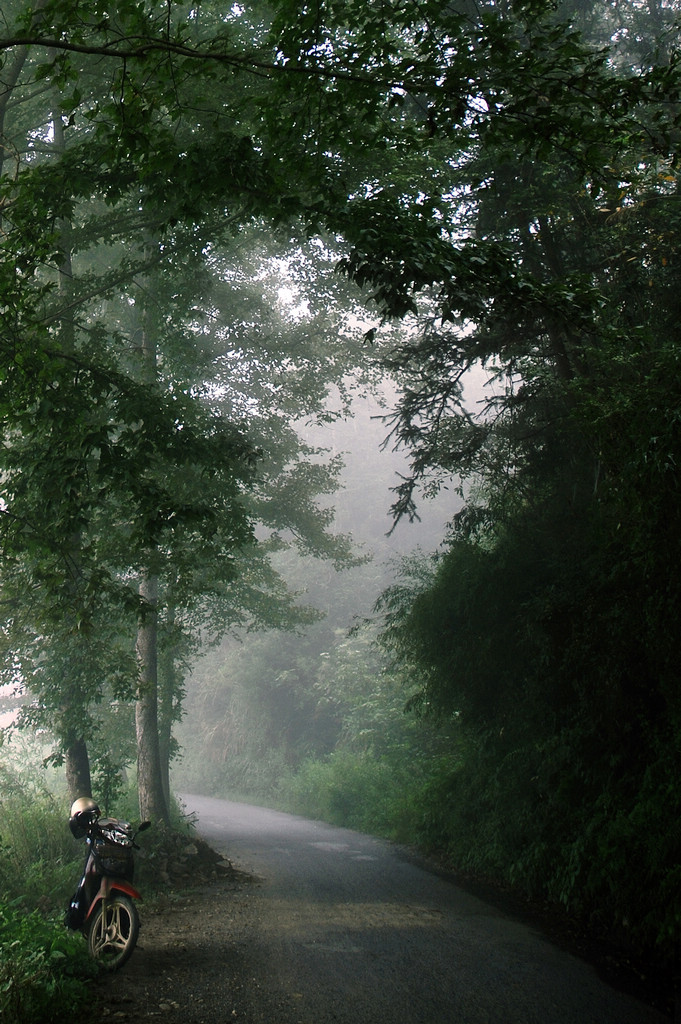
left=133, top=249, right=170, bottom=824
left=135, top=573, right=169, bottom=823
left=158, top=610, right=180, bottom=812
left=55, top=108, right=94, bottom=800
left=0, top=0, right=48, bottom=193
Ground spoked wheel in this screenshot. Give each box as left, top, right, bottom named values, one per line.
left=87, top=894, right=140, bottom=970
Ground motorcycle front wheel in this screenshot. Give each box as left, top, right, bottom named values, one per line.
left=87, top=894, right=140, bottom=970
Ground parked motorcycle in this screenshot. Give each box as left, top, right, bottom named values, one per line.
left=66, top=797, right=151, bottom=970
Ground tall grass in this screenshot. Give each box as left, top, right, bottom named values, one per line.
left=0, top=800, right=80, bottom=912
left=0, top=748, right=97, bottom=1023
left=276, top=750, right=433, bottom=843
left=0, top=756, right=79, bottom=910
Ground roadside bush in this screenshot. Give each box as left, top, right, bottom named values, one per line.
left=411, top=720, right=681, bottom=968
left=174, top=740, right=292, bottom=803
left=277, top=750, right=429, bottom=842
left=0, top=768, right=79, bottom=910
left=0, top=900, right=96, bottom=1024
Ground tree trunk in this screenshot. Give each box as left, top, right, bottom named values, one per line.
left=135, top=574, right=170, bottom=824
left=158, top=638, right=179, bottom=812
left=55, top=108, right=94, bottom=804
left=158, top=599, right=186, bottom=811
left=133, top=251, right=170, bottom=824
left=158, top=700, right=173, bottom=813
left=65, top=738, right=92, bottom=802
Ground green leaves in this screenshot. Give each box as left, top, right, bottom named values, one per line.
left=0, top=904, right=97, bottom=1023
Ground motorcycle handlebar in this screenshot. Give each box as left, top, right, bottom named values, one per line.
left=80, top=817, right=152, bottom=841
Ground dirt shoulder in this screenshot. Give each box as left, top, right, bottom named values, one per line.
left=97, top=874, right=264, bottom=1024
left=96, top=831, right=273, bottom=1024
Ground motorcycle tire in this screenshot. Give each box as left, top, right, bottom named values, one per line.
left=87, top=894, right=140, bottom=970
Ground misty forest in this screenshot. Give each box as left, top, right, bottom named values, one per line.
left=1, top=0, right=681, bottom=1015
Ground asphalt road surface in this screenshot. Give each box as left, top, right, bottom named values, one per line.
left=174, top=794, right=669, bottom=1024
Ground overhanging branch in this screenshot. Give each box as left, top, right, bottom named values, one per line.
left=0, top=34, right=383, bottom=86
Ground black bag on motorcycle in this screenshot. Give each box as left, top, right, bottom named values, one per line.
left=65, top=884, right=87, bottom=930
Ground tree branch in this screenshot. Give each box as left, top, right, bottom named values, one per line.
left=0, top=34, right=382, bottom=86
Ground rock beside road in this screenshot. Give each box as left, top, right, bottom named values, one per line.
left=138, top=829, right=239, bottom=887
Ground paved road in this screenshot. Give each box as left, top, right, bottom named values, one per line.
left=181, top=794, right=669, bottom=1024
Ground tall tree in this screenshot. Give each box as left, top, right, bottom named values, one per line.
left=365, top=0, right=681, bottom=960
left=0, top=0, right=398, bottom=808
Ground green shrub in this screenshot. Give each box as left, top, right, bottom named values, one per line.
left=0, top=773, right=80, bottom=910
left=407, top=721, right=681, bottom=967
left=0, top=900, right=96, bottom=1024
left=276, top=750, right=431, bottom=842
left=174, top=742, right=292, bottom=804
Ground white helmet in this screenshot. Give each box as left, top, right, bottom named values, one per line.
left=69, top=796, right=100, bottom=838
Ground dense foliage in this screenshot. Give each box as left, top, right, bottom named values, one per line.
left=0, top=902, right=96, bottom=1024
left=0, top=0, right=394, bottom=817
left=368, top=0, right=681, bottom=967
